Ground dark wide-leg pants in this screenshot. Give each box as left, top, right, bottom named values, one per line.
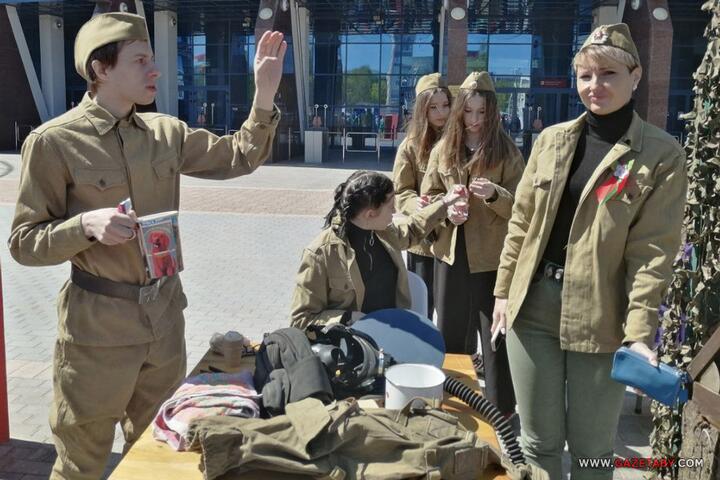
left=434, top=227, right=516, bottom=415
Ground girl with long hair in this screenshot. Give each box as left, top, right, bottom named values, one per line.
left=393, top=72, right=452, bottom=318
left=290, top=170, right=462, bottom=329
left=421, top=71, right=524, bottom=417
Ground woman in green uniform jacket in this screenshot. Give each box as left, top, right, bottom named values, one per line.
left=421, top=71, right=525, bottom=417
left=392, top=72, right=452, bottom=317
left=491, top=24, right=687, bottom=479
left=289, top=171, right=462, bottom=329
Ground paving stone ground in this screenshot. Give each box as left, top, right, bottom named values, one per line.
left=0, top=152, right=652, bottom=479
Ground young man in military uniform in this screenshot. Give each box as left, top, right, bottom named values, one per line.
left=8, top=12, right=285, bottom=479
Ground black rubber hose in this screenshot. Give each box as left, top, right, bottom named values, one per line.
left=443, top=376, right=526, bottom=466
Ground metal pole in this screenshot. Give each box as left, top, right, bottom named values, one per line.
left=288, top=127, right=292, bottom=160
left=342, top=128, right=346, bottom=163
left=377, top=132, right=380, bottom=164
left=0, top=262, right=9, bottom=443
left=437, top=5, right=446, bottom=74
left=14, top=121, right=19, bottom=151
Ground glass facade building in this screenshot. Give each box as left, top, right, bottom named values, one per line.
left=8, top=0, right=708, bottom=161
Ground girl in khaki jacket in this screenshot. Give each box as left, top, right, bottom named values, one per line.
left=290, top=170, right=461, bottom=329
left=491, top=24, right=687, bottom=479
left=421, top=72, right=525, bottom=417
left=392, top=72, right=452, bottom=318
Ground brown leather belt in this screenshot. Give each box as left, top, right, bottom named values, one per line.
left=70, top=265, right=170, bottom=304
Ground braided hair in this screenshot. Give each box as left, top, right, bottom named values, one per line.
left=323, top=170, right=394, bottom=238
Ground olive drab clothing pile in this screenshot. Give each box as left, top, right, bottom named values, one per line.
left=187, top=397, right=537, bottom=480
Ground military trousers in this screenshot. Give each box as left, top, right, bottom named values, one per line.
left=406, top=251, right=434, bottom=317
left=506, top=274, right=625, bottom=480
left=49, top=315, right=186, bottom=480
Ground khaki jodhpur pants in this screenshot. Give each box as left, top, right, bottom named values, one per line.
left=506, top=275, right=625, bottom=480
left=49, top=317, right=186, bottom=480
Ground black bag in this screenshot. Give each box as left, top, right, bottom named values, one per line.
left=254, top=327, right=334, bottom=416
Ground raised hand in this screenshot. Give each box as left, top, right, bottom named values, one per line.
left=253, top=30, right=288, bottom=111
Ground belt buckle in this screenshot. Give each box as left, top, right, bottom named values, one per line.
left=138, top=281, right=161, bottom=304
left=544, top=263, right=554, bottom=279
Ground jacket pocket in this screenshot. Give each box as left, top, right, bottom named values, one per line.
left=532, top=174, right=552, bottom=189
left=73, top=167, right=126, bottom=191
left=152, top=154, right=178, bottom=179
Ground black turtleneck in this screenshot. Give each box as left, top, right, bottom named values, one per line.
left=345, top=221, right=397, bottom=313
left=543, top=100, right=635, bottom=266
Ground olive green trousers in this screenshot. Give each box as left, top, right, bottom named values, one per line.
left=506, top=276, right=625, bottom=480
left=49, top=318, right=186, bottom=480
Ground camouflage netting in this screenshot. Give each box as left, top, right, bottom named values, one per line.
left=650, top=1, right=720, bottom=478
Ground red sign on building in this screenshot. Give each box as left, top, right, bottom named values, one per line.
left=539, top=78, right=569, bottom=88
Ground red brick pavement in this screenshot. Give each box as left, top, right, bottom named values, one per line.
left=0, top=179, right=332, bottom=216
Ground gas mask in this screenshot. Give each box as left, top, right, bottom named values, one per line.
left=306, top=323, right=394, bottom=397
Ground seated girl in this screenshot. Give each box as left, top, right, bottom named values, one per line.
left=290, top=170, right=462, bottom=328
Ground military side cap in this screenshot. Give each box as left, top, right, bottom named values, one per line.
left=460, top=71, right=495, bottom=93
left=580, top=23, right=640, bottom=65
left=415, top=73, right=446, bottom=96
left=74, top=12, right=149, bottom=82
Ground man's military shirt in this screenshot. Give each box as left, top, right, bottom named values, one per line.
left=9, top=93, right=280, bottom=346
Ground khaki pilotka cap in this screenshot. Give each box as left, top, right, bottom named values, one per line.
left=74, top=12, right=150, bottom=82
left=579, top=23, right=641, bottom=65
left=460, top=71, right=496, bottom=93
left=415, top=72, right=446, bottom=96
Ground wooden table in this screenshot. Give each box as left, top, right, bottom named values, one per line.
left=110, top=351, right=509, bottom=480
